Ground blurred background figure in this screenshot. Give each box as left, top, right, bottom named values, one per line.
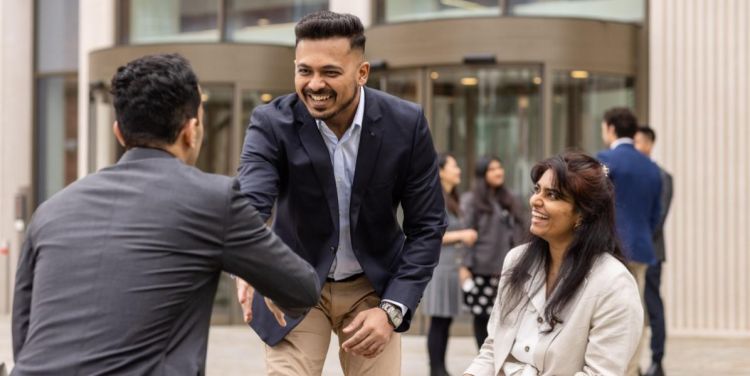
left=422, top=153, right=477, bottom=376
left=459, top=156, right=526, bottom=350
left=597, top=107, right=662, bottom=376
left=635, top=125, right=673, bottom=376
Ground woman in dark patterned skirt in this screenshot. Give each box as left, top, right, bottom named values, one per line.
left=460, top=155, right=527, bottom=349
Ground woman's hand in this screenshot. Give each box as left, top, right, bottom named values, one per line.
left=460, top=229, right=478, bottom=247
left=459, top=266, right=472, bottom=285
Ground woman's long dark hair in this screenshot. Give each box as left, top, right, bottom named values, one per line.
left=471, top=155, right=523, bottom=223
left=500, top=151, right=624, bottom=331
left=438, top=152, right=461, bottom=217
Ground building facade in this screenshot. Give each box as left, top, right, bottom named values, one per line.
left=0, top=0, right=748, bottom=335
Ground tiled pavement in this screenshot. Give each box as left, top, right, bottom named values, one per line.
left=2, top=316, right=748, bottom=375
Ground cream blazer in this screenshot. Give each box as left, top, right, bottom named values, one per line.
left=465, top=244, right=643, bottom=376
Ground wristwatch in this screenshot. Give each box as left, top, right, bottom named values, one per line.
left=378, top=301, right=403, bottom=329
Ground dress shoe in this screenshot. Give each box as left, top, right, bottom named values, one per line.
left=430, top=367, right=451, bottom=376
left=644, top=363, right=664, bottom=376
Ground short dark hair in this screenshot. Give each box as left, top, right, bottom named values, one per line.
left=294, top=10, right=366, bottom=52
left=110, top=53, right=201, bottom=148
left=637, top=124, right=656, bottom=142
left=603, top=107, right=638, bottom=138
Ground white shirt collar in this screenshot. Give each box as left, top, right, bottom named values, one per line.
left=610, top=137, right=634, bottom=150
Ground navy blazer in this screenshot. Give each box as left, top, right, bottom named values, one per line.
left=238, top=87, right=447, bottom=346
left=597, top=143, right=662, bottom=265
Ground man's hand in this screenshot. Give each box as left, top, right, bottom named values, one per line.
left=235, top=278, right=287, bottom=327
left=264, top=297, right=287, bottom=327
left=341, top=307, right=393, bottom=358
left=235, top=277, right=254, bottom=323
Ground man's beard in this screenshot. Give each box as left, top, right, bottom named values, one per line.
left=305, top=83, right=359, bottom=121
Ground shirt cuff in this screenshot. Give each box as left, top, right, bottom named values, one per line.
left=381, top=299, right=408, bottom=316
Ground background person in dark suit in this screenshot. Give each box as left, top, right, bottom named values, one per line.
left=635, top=125, right=674, bottom=376
left=11, top=53, right=319, bottom=375
left=597, top=107, right=662, bottom=376
left=235, top=11, right=446, bottom=376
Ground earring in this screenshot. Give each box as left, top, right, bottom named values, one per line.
left=574, top=220, right=582, bottom=230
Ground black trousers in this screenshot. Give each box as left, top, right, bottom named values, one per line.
left=645, top=262, right=666, bottom=363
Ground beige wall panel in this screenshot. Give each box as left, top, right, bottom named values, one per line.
left=651, top=0, right=750, bottom=336
left=367, top=18, right=639, bottom=75
left=0, top=1, right=33, bottom=314
left=89, top=44, right=294, bottom=91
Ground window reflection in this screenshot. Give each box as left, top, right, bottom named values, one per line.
left=226, top=0, right=327, bottom=45
left=127, top=0, right=219, bottom=44
left=507, top=0, right=644, bottom=23
left=195, top=85, right=233, bottom=175
left=376, top=0, right=500, bottom=23
left=430, top=66, right=542, bottom=197
left=552, top=71, right=634, bottom=154
left=37, top=76, right=78, bottom=203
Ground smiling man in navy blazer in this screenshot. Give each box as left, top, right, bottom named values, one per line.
left=597, top=107, right=662, bottom=376
left=235, top=11, right=446, bottom=376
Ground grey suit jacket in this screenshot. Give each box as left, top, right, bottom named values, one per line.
left=11, top=148, right=320, bottom=375
left=653, top=166, right=673, bottom=261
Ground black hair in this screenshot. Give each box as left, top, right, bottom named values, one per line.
left=438, top=152, right=461, bottom=217
left=294, top=10, right=366, bottom=52
left=471, top=155, right=523, bottom=224
left=500, top=151, right=624, bottom=331
left=603, top=107, right=638, bottom=139
left=110, top=53, right=201, bottom=148
left=637, top=124, right=656, bottom=142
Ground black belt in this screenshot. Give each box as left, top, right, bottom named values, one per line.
left=326, top=273, right=364, bottom=283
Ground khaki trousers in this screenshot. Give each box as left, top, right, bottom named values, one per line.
left=265, top=275, right=401, bottom=376
left=626, top=262, right=648, bottom=376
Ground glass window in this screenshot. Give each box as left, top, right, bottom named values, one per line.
left=551, top=71, right=634, bottom=154
left=127, top=0, right=219, bottom=44
left=376, top=0, right=500, bottom=23
left=241, top=89, right=288, bottom=131
left=195, top=85, right=234, bottom=175
left=507, top=0, right=644, bottom=23
left=430, top=66, right=542, bottom=196
left=367, top=69, right=419, bottom=104
left=36, top=0, right=79, bottom=73
left=226, top=0, right=327, bottom=45
left=36, top=76, right=78, bottom=203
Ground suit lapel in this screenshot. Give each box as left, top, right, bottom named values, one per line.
left=350, top=87, right=383, bottom=232
left=293, top=100, right=339, bottom=231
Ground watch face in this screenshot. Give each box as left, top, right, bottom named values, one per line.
left=381, top=303, right=403, bottom=328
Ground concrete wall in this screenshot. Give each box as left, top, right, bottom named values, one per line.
left=651, top=0, right=750, bottom=336
left=0, top=1, right=33, bottom=313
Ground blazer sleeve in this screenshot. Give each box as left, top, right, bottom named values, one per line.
left=12, top=235, right=35, bottom=359
left=656, top=171, right=674, bottom=233
left=576, top=270, right=644, bottom=375
left=459, top=192, right=477, bottom=269
left=648, top=170, right=663, bottom=234
left=381, top=109, right=447, bottom=320
left=221, top=179, right=320, bottom=318
left=237, top=108, right=280, bottom=221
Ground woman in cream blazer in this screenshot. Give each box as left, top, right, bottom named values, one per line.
left=465, top=152, right=643, bottom=376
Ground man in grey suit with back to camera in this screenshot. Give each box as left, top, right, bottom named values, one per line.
left=11, top=53, right=320, bottom=375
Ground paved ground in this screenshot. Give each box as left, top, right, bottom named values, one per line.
left=2, top=315, right=749, bottom=375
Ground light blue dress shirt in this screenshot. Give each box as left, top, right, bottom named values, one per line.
left=316, top=86, right=406, bottom=316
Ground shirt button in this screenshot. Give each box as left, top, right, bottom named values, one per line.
left=524, top=346, right=530, bottom=352
left=537, top=316, right=543, bottom=323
